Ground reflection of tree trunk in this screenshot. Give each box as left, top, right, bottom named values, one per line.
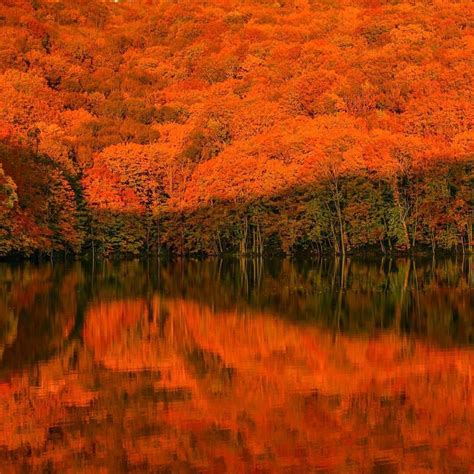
left=239, top=257, right=248, bottom=296
left=412, top=259, right=421, bottom=329
left=334, top=256, right=348, bottom=338
left=342, top=256, right=350, bottom=289
left=394, top=259, right=411, bottom=333
left=380, top=257, right=386, bottom=328
left=257, top=257, right=263, bottom=290
left=330, top=257, right=337, bottom=292
left=217, top=258, right=223, bottom=282
left=159, top=305, right=168, bottom=339
left=248, top=257, right=264, bottom=290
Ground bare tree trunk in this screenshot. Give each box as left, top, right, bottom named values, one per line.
left=256, top=222, right=263, bottom=255
left=239, top=216, right=248, bottom=255
left=392, top=179, right=411, bottom=250
left=382, top=213, right=393, bottom=251
left=252, top=226, right=256, bottom=254
left=216, top=231, right=223, bottom=254
left=395, top=259, right=411, bottom=334
left=332, top=178, right=346, bottom=256
left=467, top=222, right=473, bottom=253
left=325, top=201, right=340, bottom=254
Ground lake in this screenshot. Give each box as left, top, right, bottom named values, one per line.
left=0, top=257, right=473, bottom=472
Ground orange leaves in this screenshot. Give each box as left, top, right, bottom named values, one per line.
left=0, top=70, right=61, bottom=130
left=182, top=114, right=373, bottom=206
left=403, top=95, right=474, bottom=140
left=84, top=143, right=171, bottom=211
left=83, top=161, right=143, bottom=213
left=0, top=0, right=472, bottom=255
left=286, top=70, right=342, bottom=117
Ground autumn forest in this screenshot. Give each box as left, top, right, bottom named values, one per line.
left=0, top=0, right=473, bottom=257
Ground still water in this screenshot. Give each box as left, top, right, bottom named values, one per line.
left=0, top=257, right=473, bottom=472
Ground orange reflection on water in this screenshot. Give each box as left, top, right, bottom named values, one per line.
left=0, top=294, right=471, bottom=472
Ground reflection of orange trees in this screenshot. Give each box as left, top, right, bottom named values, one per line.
left=79, top=297, right=473, bottom=471
left=84, top=299, right=148, bottom=365
left=84, top=297, right=197, bottom=392
left=155, top=257, right=474, bottom=345
left=0, top=264, right=78, bottom=367
left=0, top=342, right=96, bottom=466
left=0, top=295, right=472, bottom=470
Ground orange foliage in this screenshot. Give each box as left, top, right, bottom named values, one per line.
left=0, top=0, right=471, bottom=204
left=0, top=0, right=472, bottom=256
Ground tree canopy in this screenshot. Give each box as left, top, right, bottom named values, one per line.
left=0, top=0, right=472, bottom=256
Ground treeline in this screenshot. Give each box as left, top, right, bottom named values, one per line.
left=1, top=140, right=471, bottom=257
left=159, top=161, right=472, bottom=257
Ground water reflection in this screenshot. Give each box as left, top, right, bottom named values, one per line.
left=0, top=257, right=472, bottom=471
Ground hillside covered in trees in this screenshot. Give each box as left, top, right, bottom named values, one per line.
left=0, top=0, right=472, bottom=257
